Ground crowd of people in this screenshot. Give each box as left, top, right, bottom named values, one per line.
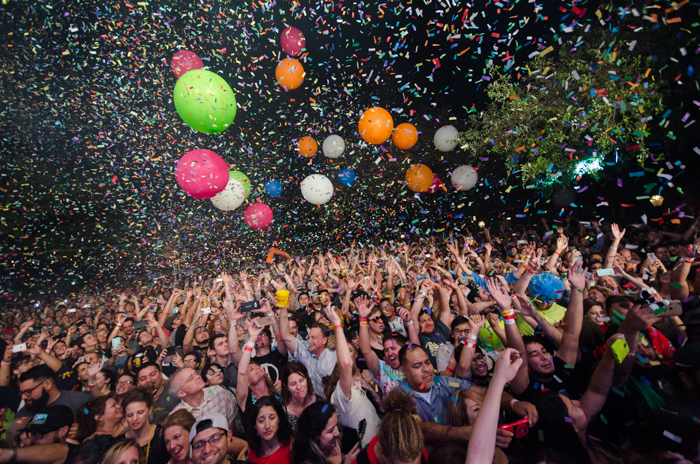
left=1, top=216, right=700, bottom=464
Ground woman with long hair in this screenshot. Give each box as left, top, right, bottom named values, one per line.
left=245, top=396, right=294, bottom=464
left=290, top=402, right=358, bottom=464
left=101, top=439, right=145, bottom=464
left=75, top=395, right=128, bottom=442
left=163, top=409, right=196, bottom=464
left=352, top=389, right=428, bottom=464
left=280, top=361, right=322, bottom=431
left=122, top=387, right=168, bottom=464
left=237, top=321, right=281, bottom=432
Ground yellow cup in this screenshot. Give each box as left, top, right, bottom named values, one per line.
left=276, top=290, right=290, bottom=308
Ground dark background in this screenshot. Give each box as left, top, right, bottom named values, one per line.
left=0, top=0, right=699, bottom=297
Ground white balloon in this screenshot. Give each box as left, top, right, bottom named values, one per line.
left=434, top=125, right=459, bottom=152
left=211, top=178, right=246, bottom=211
left=451, top=165, right=478, bottom=191
left=300, top=174, right=334, bottom=205
left=322, top=134, right=345, bottom=159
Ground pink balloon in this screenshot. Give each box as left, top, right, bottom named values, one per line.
left=171, top=51, right=204, bottom=78
left=280, top=27, right=306, bottom=56
left=427, top=174, right=443, bottom=193
left=175, top=149, right=229, bottom=199
left=244, top=203, right=273, bottom=230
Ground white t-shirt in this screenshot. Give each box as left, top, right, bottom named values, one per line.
left=388, top=318, right=408, bottom=337
left=436, top=342, right=455, bottom=373
left=330, top=380, right=379, bottom=445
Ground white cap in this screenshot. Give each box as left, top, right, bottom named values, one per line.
left=189, top=413, right=229, bottom=445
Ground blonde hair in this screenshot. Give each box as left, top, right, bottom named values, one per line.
left=377, top=389, right=424, bottom=462
left=447, top=388, right=485, bottom=427
left=163, top=409, right=196, bottom=434
left=101, top=440, right=144, bottom=464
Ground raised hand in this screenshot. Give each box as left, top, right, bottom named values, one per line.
left=396, top=306, right=412, bottom=322
left=619, top=304, right=659, bottom=332
left=611, top=224, right=626, bottom=241
left=486, top=278, right=512, bottom=311
left=486, top=312, right=500, bottom=329
left=468, top=314, right=486, bottom=332
left=353, top=295, right=374, bottom=319
left=513, top=294, right=537, bottom=319
left=324, top=304, right=342, bottom=327
left=567, top=261, right=588, bottom=290
left=493, top=348, right=523, bottom=383
left=556, top=235, right=569, bottom=252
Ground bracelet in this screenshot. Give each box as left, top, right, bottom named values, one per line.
left=88, top=383, right=96, bottom=388
left=360, top=322, right=368, bottom=326
left=359, top=317, right=368, bottom=323
left=445, top=365, right=455, bottom=374
left=510, top=398, right=520, bottom=409
left=526, top=269, right=535, bottom=275
left=45, top=348, right=52, bottom=353
left=504, top=318, right=516, bottom=325
left=553, top=251, right=560, bottom=256
left=467, top=342, right=476, bottom=349
left=334, top=324, right=342, bottom=331
left=1, top=361, right=11, bottom=366
left=418, top=291, right=426, bottom=296
left=117, top=323, right=122, bottom=327
left=405, top=320, right=414, bottom=326
left=683, top=258, right=695, bottom=264
left=9, top=448, right=17, bottom=464
left=244, top=346, right=253, bottom=352
left=468, top=334, right=478, bottom=341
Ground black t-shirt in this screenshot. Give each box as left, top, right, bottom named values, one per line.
left=62, top=442, right=80, bottom=464
left=356, top=346, right=385, bottom=371
left=516, top=355, right=578, bottom=402
left=252, top=349, right=287, bottom=383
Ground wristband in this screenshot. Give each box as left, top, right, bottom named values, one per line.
left=467, top=342, right=476, bottom=349
left=526, top=269, right=535, bottom=275
left=9, top=449, right=17, bottom=464
left=468, top=334, right=478, bottom=341
left=334, top=324, right=342, bottom=331
left=1, top=361, right=11, bottom=366
left=504, top=318, right=516, bottom=325
left=405, top=320, right=414, bottom=326
left=359, top=317, right=368, bottom=323
left=45, top=348, right=52, bottom=353
left=88, top=383, right=96, bottom=388
left=117, top=323, right=122, bottom=327
left=510, top=398, right=520, bottom=409
left=554, top=251, right=560, bottom=256
left=360, top=322, right=368, bottom=327
left=445, top=365, right=455, bottom=374
left=244, top=346, right=253, bottom=352
left=683, top=258, right=695, bottom=263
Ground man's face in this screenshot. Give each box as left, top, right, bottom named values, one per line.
left=52, top=341, right=66, bottom=357
left=176, top=368, right=205, bottom=397
left=78, top=325, right=89, bottom=335
left=195, top=328, right=210, bottom=346
left=139, top=331, right=154, bottom=347
left=254, top=332, right=270, bottom=351
left=307, top=328, right=327, bottom=353
left=85, top=352, right=100, bottom=365
left=654, top=247, right=670, bottom=263
left=192, top=428, right=229, bottom=464
left=288, top=320, right=298, bottom=336
left=137, top=365, right=162, bottom=391
left=19, top=378, right=50, bottom=412
left=383, top=339, right=402, bottom=370
left=122, top=321, right=134, bottom=335
left=28, top=428, right=62, bottom=445
left=211, top=336, right=229, bottom=357
left=418, top=314, right=434, bottom=334
left=298, top=295, right=309, bottom=307
left=620, top=249, right=632, bottom=262
left=368, top=312, right=385, bottom=333
left=452, top=323, right=470, bottom=345
left=471, top=352, right=488, bottom=379
left=526, top=342, right=555, bottom=376
left=646, top=230, right=658, bottom=243
left=400, top=348, right=434, bottom=392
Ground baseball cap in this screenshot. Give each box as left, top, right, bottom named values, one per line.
left=673, top=341, right=700, bottom=371
left=189, top=413, right=229, bottom=444
left=23, top=405, right=74, bottom=434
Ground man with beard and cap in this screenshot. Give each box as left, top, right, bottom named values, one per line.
left=189, top=413, right=238, bottom=464
left=6, top=404, right=79, bottom=464
left=5, top=365, right=89, bottom=444
left=135, top=362, right=180, bottom=424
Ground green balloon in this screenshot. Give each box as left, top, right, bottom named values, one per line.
left=230, top=171, right=251, bottom=198
left=173, top=70, right=237, bottom=134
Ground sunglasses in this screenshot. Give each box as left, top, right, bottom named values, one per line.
left=369, top=316, right=383, bottom=323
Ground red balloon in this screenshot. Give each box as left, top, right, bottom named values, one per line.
left=244, top=203, right=273, bottom=229
left=175, top=149, right=229, bottom=199
left=171, top=51, right=204, bottom=78
left=280, top=27, right=306, bottom=56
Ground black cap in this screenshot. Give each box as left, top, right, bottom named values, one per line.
left=673, top=341, right=700, bottom=371
left=23, top=405, right=74, bottom=434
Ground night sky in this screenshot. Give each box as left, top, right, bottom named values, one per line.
left=1, top=0, right=699, bottom=295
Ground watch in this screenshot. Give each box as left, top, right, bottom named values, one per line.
left=9, top=448, right=17, bottom=463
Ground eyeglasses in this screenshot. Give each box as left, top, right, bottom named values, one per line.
left=471, top=356, right=487, bottom=365
left=380, top=305, right=392, bottom=310
left=20, top=381, right=45, bottom=398
left=453, top=328, right=470, bottom=336
left=116, top=380, right=133, bottom=386
left=184, top=359, right=198, bottom=365
left=369, top=317, right=383, bottom=323
left=192, top=431, right=226, bottom=451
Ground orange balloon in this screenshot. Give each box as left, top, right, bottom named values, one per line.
left=405, top=164, right=434, bottom=193
left=392, top=123, right=418, bottom=150
left=358, top=107, right=394, bottom=145
left=275, top=58, right=305, bottom=90
left=297, top=136, right=318, bottom=157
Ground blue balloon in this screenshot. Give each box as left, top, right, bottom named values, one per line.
left=338, top=169, right=356, bottom=187
left=265, top=180, right=283, bottom=197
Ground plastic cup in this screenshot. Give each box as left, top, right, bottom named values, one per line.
left=276, top=290, right=290, bottom=308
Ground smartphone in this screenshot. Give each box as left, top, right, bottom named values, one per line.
left=173, top=307, right=179, bottom=314
left=201, top=307, right=211, bottom=315
left=648, top=252, right=657, bottom=261
left=132, top=320, right=148, bottom=330
left=67, top=308, right=77, bottom=313
left=12, top=343, right=27, bottom=353
left=499, top=418, right=529, bottom=438
left=166, top=346, right=177, bottom=356
left=254, top=315, right=277, bottom=327
left=111, top=337, right=122, bottom=349
left=657, top=300, right=683, bottom=317
left=78, top=356, right=85, bottom=363
left=241, top=300, right=261, bottom=313
left=596, top=268, right=615, bottom=277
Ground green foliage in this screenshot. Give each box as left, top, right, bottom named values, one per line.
left=458, top=35, right=665, bottom=184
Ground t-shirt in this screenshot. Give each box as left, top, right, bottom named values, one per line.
left=6, top=390, right=90, bottom=443
left=515, top=303, right=567, bottom=336
left=516, top=355, right=577, bottom=403
left=151, top=383, right=181, bottom=424
left=478, top=319, right=506, bottom=352
left=330, top=381, right=380, bottom=445
left=253, top=349, right=288, bottom=383
left=418, top=320, right=451, bottom=367
left=436, top=342, right=454, bottom=373
left=356, top=346, right=385, bottom=371
left=352, top=436, right=428, bottom=464
left=249, top=443, right=291, bottom=464
left=372, top=360, right=403, bottom=397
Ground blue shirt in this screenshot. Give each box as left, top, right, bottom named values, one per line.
left=408, top=375, right=472, bottom=424
left=292, top=340, right=337, bottom=399
left=418, top=320, right=451, bottom=367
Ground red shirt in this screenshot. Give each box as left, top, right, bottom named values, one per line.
left=249, top=443, right=291, bottom=464
left=351, top=436, right=428, bottom=464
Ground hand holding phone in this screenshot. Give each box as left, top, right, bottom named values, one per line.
left=499, top=418, right=529, bottom=438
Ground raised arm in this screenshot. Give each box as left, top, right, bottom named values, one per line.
left=579, top=333, right=625, bottom=423
left=356, top=295, right=380, bottom=378
left=278, top=302, right=297, bottom=356
left=326, top=305, right=353, bottom=400
left=556, top=263, right=587, bottom=366
left=227, top=301, right=244, bottom=365
left=466, top=348, right=522, bottom=464
left=604, top=224, right=625, bottom=269
left=236, top=322, right=264, bottom=411
left=545, top=236, right=568, bottom=275
left=455, top=315, right=484, bottom=378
